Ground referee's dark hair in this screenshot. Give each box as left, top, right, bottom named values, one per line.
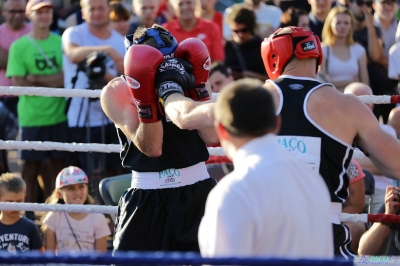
left=215, top=78, right=277, bottom=138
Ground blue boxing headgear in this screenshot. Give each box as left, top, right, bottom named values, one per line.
left=124, top=28, right=178, bottom=57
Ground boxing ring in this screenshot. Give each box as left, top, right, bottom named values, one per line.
left=0, top=86, right=399, bottom=265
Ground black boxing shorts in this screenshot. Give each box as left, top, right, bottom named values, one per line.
left=113, top=177, right=216, bottom=252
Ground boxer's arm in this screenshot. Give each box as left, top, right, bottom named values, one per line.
left=197, top=127, right=219, bottom=145
left=164, top=90, right=216, bottom=130
left=388, top=107, right=400, bottom=138
left=197, top=93, right=219, bottom=144
left=101, top=77, right=163, bottom=157
left=356, top=156, right=381, bottom=175
left=350, top=95, right=400, bottom=180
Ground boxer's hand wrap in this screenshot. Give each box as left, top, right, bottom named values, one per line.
left=155, top=58, right=195, bottom=103
left=175, top=38, right=211, bottom=101
left=123, top=45, right=164, bottom=123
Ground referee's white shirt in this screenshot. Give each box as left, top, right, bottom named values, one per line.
left=198, top=134, right=333, bottom=259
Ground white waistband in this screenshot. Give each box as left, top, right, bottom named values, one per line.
left=131, top=162, right=210, bottom=189
left=331, top=202, right=342, bottom=224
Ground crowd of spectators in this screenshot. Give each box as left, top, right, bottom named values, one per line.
left=1, top=0, right=400, bottom=256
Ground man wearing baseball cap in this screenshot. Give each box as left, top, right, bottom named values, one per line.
left=6, top=0, right=68, bottom=220
left=25, top=0, right=54, bottom=14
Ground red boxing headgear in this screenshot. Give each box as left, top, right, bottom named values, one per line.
left=261, top=27, right=323, bottom=80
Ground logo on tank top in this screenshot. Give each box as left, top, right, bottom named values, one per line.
left=289, top=84, right=304, bottom=90
left=302, top=41, right=316, bottom=51
left=276, top=136, right=321, bottom=172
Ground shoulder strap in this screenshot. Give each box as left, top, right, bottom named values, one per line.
left=64, top=212, right=82, bottom=251
left=26, top=35, right=58, bottom=72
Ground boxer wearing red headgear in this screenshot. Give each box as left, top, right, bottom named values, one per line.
left=261, top=26, right=400, bottom=259
left=261, top=26, right=323, bottom=80
left=100, top=24, right=219, bottom=252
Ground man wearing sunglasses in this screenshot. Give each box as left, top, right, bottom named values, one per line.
left=224, top=5, right=268, bottom=81
left=0, top=0, right=32, bottom=117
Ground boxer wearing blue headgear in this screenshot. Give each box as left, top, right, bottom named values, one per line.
left=124, top=24, right=178, bottom=58
left=101, top=23, right=217, bottom=253
left=124, top=24, right=211, bottom=101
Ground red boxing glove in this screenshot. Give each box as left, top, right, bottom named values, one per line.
left=122, top=45, right=165, bottom=123
left=175, top=38, right=211, bottom=101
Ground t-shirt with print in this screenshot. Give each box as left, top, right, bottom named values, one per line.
left=0, top=23, right=31, bottom=88
left=0, top=217, right=43, bottom=254
left=62, top=23, right=125, bottom=127
left=43, top=212, right=110, bottom=252
left=6, top=33, right=66, bottom=127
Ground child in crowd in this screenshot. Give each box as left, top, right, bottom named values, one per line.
left=0, top=173, right=44, bottom=254
left=42, top=166, right=110, bottom=253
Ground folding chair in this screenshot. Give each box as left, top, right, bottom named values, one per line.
left=363, top=169, right=375, bottom=214
left=206, top=163, right=234, bottom=182
left=99, top=173, right=131, bottom=206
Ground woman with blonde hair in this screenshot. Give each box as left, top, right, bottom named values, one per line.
left=319, top=6, right=369, bottom=93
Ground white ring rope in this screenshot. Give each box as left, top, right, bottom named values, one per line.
left=0, top=86, right=101, bottom=98
left=0, top=140, right=367, bottom=159
left=340, top=213, right=368, bottom=223
left=0, top=202, right=117, bottom=214
left=0, top=202, right=370, bottom=222
left=0, top=86, right=395, bottom=104
left=0, top=140, right=121, bottom=153
left=206, top=147, right=227, bottom=157
left=357, top=95, right=392, bottom=104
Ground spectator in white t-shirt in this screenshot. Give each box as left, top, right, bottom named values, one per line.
left=62, top=0, right=127, bottom=189
left=320, top=6, right=369, bottom=93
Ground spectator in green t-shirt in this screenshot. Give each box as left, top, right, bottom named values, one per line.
left=6, top=0, right=68, bottom=220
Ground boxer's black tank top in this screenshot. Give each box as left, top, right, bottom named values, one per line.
left=270, top=76, right=354, bottom=203
left=117, top=115, right=209, bottom=172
